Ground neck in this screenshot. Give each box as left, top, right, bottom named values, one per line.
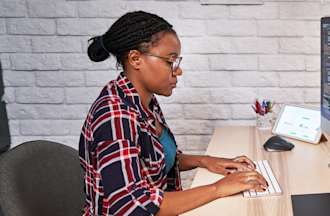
left=124, top=70, right=152, bottom=109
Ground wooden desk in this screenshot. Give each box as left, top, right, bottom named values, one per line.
left=183, top=126, right=330, bottom=216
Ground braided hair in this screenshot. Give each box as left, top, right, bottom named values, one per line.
left=87, top=11, right=176, bottom=68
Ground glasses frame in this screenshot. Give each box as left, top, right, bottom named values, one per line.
left=144, top=53, right=182, bottom=76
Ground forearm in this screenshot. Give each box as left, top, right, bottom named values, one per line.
left=177, top=154, right=209, bottom=171
left=156, top=184, right=218, bottom=216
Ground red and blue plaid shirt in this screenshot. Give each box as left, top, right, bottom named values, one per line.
left=79, top=72, right=182, bottom=216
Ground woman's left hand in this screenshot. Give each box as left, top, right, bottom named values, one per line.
left=201, top=155, right=256, bottom=176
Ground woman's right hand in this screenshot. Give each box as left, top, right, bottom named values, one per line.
left=213, top=171, right=268, bottom=198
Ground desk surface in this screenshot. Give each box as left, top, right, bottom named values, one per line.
left=183, top=126, right=330, bottom=216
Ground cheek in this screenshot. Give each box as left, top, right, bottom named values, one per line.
left=146, top=63, right=171, bottom=86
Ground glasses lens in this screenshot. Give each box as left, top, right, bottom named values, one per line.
left=172, top=57, right=182, bottom=72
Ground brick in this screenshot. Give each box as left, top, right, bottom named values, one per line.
left=305, top=55, right=320, bottom=72
left=67, top=119, right=85, bottom=136
left=16, top=87, right=64, bottom=104
left=60, top=54, right=114, bottom=70
left=257, top=88, right=304, bottom=103
left=166, top=120, right=214, bottom=135
left=231, top=72, right=278, bottom=87
left=279, top=2, right=321, bottom=20
left=158, top=88, right=210, bottom=104
left=129, top=1, right=179, bottom=19
left=3, top=70, right=35, bottom=87
left=169, top=19, right=206, bottom=37
left=178, top=3, right=229, bottom=19
left=279, top=37, right=319, bottom=54
left=181, top=37, right=231, bottom=54
left=32, top=36, right=82, bottom=53
left=2, top=87, right=15, bottom=103
left=184, top=104, right=231, bottom=119
left=20, top=120, right=71, bottom=135
left=258, top=21, right=305, bottom=37
left=28, top=0, right=77, bottom=18
left=57, top=18, right=115, bottom=36
left=279, top=72, right=320, bottom=87
left=160, top=104, right=184, bottom=119
left=0, top=0, right=26, bottom=17
left=78, top=0, right=127, bottom=18
left=184, top=72, right=231, bottom=87
left=8, top=120, right=20, bottom=136
left=304, top=21, right=320, bottom=37
left=180, top=55, right=209, bottom=71
left=7, top=104, right=88, bottom=120
left=7, top=18, right=56, bottom=35
left=7, top=104, right=38, bottom=119
left=259, top=55, right=305, bottom=71
left=183, top=135, right=211, bottom=151
left=0, top=36, right=31, bottom=53
left=210, top=88, right=257, bottom=103
left=230, top=2, right=278, bottom=19
left=85, top=70, right=118, bottom=86
left=321, top=4, right=330, bottom=17
left=230, top=37, right=278, bottom=54
left=0, top=19, right=6, bottom=34
left=209, top=55, right=258, bottom=71
left=11, top=54, right=60, bottom=71
left=231, top=104, right=255, bottom=120
left=36, top=71, right=64, bottom=87
left=304, top=88, right=320, bottom=103
left=207, top=20, right=257, bottom=36
left=65, top=87, right=100, bottom=104
left=0, top=54, right=11, bottom=69
left=63, top=71, right=85, bottom=87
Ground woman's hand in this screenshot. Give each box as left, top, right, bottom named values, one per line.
left=201, top=155, right=256, bottom=175
left=213, top=171, right=268, bottom=198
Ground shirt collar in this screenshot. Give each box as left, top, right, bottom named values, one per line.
left=115, top=72, right=160, bottom=122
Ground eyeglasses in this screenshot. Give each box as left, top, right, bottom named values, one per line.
left=144, top=53, right=182, bottom=76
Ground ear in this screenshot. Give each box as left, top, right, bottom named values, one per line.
left=127, top=50, right=142, bottom=70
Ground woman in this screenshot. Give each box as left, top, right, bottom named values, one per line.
left=79, top=11, right=267, bottom=216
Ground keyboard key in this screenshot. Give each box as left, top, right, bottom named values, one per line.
left=243, top=160, right=282, bottom=198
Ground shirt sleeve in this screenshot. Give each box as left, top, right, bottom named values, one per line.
left=92, top=107, right=164, bottom=215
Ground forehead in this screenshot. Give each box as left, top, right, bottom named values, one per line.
left=149, top=32, right=181, bottom=55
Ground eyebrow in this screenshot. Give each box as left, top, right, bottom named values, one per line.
left=167, top=52, right=179, bottom=57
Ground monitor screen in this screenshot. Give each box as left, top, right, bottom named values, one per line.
left=321, top=17, right=330, bottom=137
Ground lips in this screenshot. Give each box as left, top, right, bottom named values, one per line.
left=170, top=82, right=177, bottom=88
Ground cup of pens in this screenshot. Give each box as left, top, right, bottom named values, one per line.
left=252, top=99, right=275, bottom=130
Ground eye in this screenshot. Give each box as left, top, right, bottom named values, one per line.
left=165, top=61, right=172, bottom=66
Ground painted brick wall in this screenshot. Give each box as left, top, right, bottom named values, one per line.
left=1, top=0, right=328, bottom=187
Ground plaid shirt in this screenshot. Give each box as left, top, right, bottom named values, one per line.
left=79, top=72, right=182, bottom=216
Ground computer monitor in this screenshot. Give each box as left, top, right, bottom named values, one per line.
left=321, top=17, right=330, bottom=141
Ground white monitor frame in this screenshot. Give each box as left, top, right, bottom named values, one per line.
left=272, top=105, right=322, bottom=144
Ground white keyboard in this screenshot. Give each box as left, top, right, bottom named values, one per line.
left=243, top=160, right=282, bottom=198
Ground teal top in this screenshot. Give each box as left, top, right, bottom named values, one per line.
left=159, top=128, right=177, bottom=174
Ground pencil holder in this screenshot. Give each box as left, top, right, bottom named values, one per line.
left=256, top=113, right=273, bottom=130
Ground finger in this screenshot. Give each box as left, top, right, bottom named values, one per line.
left=227, top=162, right=251, bottom=172
left=234, top=156, right=256, bottom=169
left=244, top=177, right=268, bottom=192
left=253, top=173, right=268, bottom=187
left=244, top=172, right=268, bottom=187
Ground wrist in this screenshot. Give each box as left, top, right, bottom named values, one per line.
left=210, top=181, right=225, bottom=199
left=199, top=155, right=211, bottom=169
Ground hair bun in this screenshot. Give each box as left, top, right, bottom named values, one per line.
left=87, top=36, right=110, bottom=62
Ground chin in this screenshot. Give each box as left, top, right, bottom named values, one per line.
left=157, top=89, right=173, bottom=97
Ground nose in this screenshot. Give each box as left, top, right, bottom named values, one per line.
left=173, top=67, right=183, bottom=76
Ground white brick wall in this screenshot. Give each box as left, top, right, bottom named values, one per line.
left=1, top=0, right=325, bottom=188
